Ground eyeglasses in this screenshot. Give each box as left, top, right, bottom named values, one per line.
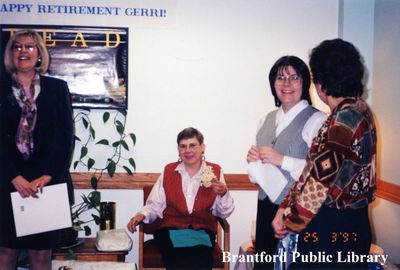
left=276, top=74, right=301, bottom=84
left=178, top=143, right=200, bottom=151
left=12, top=43, right=37, bottom=52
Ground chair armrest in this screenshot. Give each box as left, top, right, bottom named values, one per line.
left=217, top=218, right=230, bottom=233
left=138, top=224, right=144, bottom=270
left=217, top=218, right=230, bottom=270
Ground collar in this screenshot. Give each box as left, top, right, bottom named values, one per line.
left=332, top=97, right=358, bottom=114
left=175, top=161, right=207, bottom=178
left=276, top=100, right=309, bottom=126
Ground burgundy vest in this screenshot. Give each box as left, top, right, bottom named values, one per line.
left=160, top=161, right=221, bottom=233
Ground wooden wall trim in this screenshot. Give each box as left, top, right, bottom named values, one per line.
left=71, top=173, right=400, bottom=204
left=71, top=172, right=258, bottom=190
left=376, top=179, right=400, bottom=204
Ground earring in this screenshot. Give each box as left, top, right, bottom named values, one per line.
left=202, top=154, right=205, bottom=161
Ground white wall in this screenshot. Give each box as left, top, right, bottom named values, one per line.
left=370, top=0, right=400, bottom=264
left=372, top=0, right=400, bottom=186
left=339, top=0, right=375, bottom=104
left=127, top=1, right=338, bottom=173
left=341, top=0, right=400, bottom=264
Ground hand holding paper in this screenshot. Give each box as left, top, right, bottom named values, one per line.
left=248, top=160, right=287, bottom=203
left=11, top=183, right=72, bottom=237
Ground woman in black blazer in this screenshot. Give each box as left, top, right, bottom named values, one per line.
left=0, top=29, right=74, bottom=270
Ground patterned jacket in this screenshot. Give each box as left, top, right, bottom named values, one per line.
left=281, top=98, right=377, bottom=233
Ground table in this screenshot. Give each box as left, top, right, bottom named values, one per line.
left=53, top=238, right=128, bottom=262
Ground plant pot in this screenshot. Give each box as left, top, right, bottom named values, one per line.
left=59, top=227, right=79, bottom=248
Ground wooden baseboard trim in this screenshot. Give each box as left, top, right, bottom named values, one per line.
left=71, top=173, right=399, bottom=204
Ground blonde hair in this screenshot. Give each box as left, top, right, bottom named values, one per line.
left=4, top=29, right=49, bottom=74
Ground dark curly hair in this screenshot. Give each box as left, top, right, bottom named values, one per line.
left=309, top=38, right=364, bottom=98
left=177, top=127, right=204, bottom=144
left=268, top=55, right=312, bottom=107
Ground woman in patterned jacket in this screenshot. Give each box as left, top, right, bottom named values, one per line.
left=272, top=39, right=377, bottom=270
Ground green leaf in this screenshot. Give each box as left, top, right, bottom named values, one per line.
left=123, top=166, right=133, bottom=175
left=129, top=133, right=136, bottom=145
left=91, top=176, right=98, bottom=190
left=66, top=248, right=77, bottom=260
left=129, top=158, right=136, bottom=170
left=107, top=160, right=116, bottom=177
left=73, top=160, right=79, bottom=169
left=81, top=194, right=89, bottom=204
left=92, top=214, right=101, bottom=225
left=89, top=126, right=95, bottom=139
left=82, top=118, right=89, bottom=129
left=96, top=139, right=109, bottom=145
left=83, top=225, right=92, bottom=236
left=117, top=126, right=124, bottom=135
left=87, top=158, right=95, bottom=170
left=112, top=141, right=121, bottom=147
left=116, top=121, right=124, bottom=134
left=103, top=111, right=110, bottom=123
left=80, top=146, right=88, bottom=159
left=118, top=109, right=127, bottom=116
left=121, top=140, right=129, bottom=151
left=90, top=191, right=101, bottom=206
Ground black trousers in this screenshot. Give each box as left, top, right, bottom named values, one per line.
left=254, top=197, right=279, bottom=270
left=154, top=228, right=216, bottom=270
left=289, top=205, right=371, bottom=270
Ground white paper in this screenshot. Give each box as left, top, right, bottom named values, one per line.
left=11, top=183, right=72, bottom=237
left=248, top=161, right=287, bottom=203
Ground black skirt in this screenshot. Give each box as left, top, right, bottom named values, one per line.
left=290, top=205, right=371, bottom=270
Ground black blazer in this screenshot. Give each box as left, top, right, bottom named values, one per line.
left=1, top=75, right=74, bottom=204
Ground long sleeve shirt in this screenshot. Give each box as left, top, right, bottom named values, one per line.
left=281, top=98, right=377, bottom=233
left=139, top=161, right=234, bottom=223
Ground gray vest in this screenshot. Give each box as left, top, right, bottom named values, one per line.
left=256, top=106, right=317, bottom=204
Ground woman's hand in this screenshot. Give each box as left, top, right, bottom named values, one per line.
left=259, top=146, right=284, bottom=166
left=31, top=175, right=52, bottom=194
left=272, top=208, right=288, bottom=239
left=247, top=145, right=260, bottom=163
left=12, top=175, right=39, bottom=198
left=212, top=181, right=228, bottom=196
left=127, top=214, right=145, bottom=233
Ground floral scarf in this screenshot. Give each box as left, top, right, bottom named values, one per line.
left=12, top=72, right=41, bottom=160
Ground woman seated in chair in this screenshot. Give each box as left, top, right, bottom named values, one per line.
left=127, top=127, right=234, bottom=270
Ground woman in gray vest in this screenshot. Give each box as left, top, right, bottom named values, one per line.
left=246, top=56, right=327, bottom=269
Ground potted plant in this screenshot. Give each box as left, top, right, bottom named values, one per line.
left=62, top=108, right=136, bottom=246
